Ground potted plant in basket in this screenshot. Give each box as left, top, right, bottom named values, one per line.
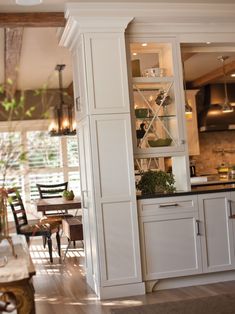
left=137, top=170, right=176, bottom=195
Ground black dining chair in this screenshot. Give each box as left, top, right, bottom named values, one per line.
left=36, top=182, right=73, bottom=223
left=8, top=188, right=61, bottom=263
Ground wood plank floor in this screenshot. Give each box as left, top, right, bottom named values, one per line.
left=30, top=237, right=235, bottom=314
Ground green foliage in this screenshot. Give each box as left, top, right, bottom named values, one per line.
left=137, top=170, right=176, bottom=195
left=63, top=190, right=75, bottom=200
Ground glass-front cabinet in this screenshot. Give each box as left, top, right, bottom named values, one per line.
left=128, top=38, right=185, bottom=158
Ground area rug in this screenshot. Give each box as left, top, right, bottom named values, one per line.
left=110, top=293, right=235, bottom=314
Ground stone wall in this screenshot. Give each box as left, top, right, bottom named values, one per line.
left=192, top=131, right=235, bottom=175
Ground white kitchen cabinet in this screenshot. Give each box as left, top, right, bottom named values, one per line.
left=128, top=38, right=186, bottom=158
left=198, top=192, right=235, bottom=273
left=228, top=191, right=235, bottom=260
left=127, top=36, right=191, bottom=192
left=138, top=195, right=202, bottom=280
left=72, top=37, right=88, bottom=122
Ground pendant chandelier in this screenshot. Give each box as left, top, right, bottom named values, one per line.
left=217, top=55, right=233, bottom=113
left=49, top=64, right=76, bottom=136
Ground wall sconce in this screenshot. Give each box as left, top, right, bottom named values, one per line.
left=49, top=64, right=76, bottom=136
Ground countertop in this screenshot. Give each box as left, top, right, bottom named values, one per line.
left=136, top=179, right=235, bottom=199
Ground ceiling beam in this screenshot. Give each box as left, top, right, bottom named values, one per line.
left=5, top=27, right=24, bottom=97
left=0, top=13, right=65, bottom=28
left=191, top=60, right=235, bottom=87
left=181, top=52, right=196, bottom=62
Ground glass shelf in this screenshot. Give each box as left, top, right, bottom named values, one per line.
left=133, top=76, right=174, bottom=84
left=136, top=115, right=176, bottom=120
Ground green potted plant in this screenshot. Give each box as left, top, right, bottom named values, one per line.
left=137, top=170, right=176, bottom=195
left=63, top=190, right=75, bottom=201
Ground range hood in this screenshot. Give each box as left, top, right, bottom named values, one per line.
left=198, top=84, right=235, bottom=132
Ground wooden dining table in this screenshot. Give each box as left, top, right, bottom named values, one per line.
left=36, top=196, right=82, bottom=215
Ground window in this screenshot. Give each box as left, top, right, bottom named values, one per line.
left=0, top=120, right=80, bottom=220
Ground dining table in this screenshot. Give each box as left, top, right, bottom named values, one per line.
left=35, top=196, right=82, bottom=216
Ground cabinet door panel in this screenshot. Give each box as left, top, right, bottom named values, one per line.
left=141, top=214, right=202, bottom=280
left=198, top=193, right=235, bottom=272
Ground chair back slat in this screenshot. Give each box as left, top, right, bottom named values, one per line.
left=36, top=182, right=68, bottom=199
left=8, top=189, right=28, bottom=234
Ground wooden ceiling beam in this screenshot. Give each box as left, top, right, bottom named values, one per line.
left=0, top=12, right=65, bottom=28
left=191, top=60, right=235, bottom=87
left=4, top=27, right=24, bottom=97
left=181, top=52, right=196, bottom=62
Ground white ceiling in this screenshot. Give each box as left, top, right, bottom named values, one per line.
left=182, top=43, right=235, bottom=84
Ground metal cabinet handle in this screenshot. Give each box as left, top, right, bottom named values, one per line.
left=159, top=203, right=179, bottom=208
left=228, top=200, right=234, bottom=219
left=196, top=220, right=200, bottom=236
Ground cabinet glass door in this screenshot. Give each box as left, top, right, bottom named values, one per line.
left=129, top=40, right=184, bottom=157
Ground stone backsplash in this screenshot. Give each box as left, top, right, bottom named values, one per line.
left=192, top=131, right=235, bottom=175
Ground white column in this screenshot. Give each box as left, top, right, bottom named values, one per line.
left=61, top=13, right=145, bottom=299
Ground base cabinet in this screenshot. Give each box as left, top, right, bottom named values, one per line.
left=198, top=192, right=235, bottom=273
left=138, top=191, right=235, bottom=283
left=138, top=195, right=202, bottom=280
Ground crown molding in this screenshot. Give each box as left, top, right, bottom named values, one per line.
left=60, top=16, right=133, bottom=49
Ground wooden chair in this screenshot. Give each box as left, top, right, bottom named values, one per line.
left=8, top=189, right=61, bottom=263
left=36, top=182, right=73, bottom=223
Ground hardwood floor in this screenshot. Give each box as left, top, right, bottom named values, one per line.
left=30, top=237, right=235, bottom=314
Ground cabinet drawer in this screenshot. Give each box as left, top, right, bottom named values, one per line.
left=138, top=195, right=198, bottom=217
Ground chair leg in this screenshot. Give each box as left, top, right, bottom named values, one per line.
left=42, top=236, right=47, bottom=248
left=47, top=236, right=53, bottom=263
left=56, top=231, right=61, bottom=257
left=73, top=241, right=76, bottom=248
left=26, top=236, right=30, bottom=246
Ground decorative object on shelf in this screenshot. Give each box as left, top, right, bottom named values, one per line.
left=143, top=67, right=164, bottom=77
left=155, top=90, right=171, bottom=106
left=63, top=190, right=75, bottom=201
left=148, top=138, right=172, bottom=147
left=16, top=0, right=42, bottom=5
left=137, top=170, right=176, bottom=194
left=217, top=56, right=233, bottom=113
left=136, top=123, right=146, bottom=139
left=135, top=108, right=148, bottom=118
left=49, top=64, right=76, bottom=136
